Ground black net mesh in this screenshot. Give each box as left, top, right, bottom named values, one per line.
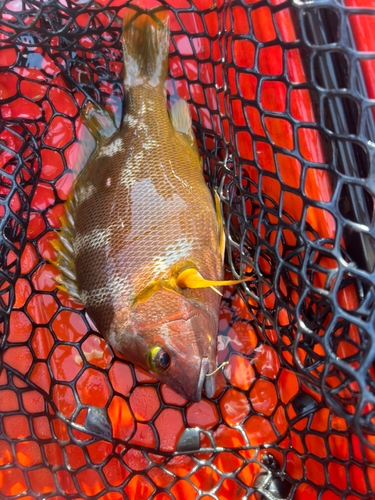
left=0, top=0, right=375, bottom=498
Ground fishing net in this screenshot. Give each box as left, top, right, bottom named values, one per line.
left=0, top=0, right=374, bottom=498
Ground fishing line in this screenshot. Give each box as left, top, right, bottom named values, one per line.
left=206, top=361, right=228, bottom=377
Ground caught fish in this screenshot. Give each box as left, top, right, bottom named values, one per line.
left=50, top=8, right=247, bottom=401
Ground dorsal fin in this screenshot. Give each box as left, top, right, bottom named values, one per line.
left=214, top=191, right=225, bottom=263
left=48, top=193, right=81, bottom=302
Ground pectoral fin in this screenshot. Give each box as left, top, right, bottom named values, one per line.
left=176, top=268, right=251, bottom=291
left=132, top=262, right=251, bottom=308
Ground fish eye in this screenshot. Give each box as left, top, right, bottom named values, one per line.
left=147, top=347, right=171, bottom=373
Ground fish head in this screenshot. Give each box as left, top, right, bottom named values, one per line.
left=112, top=288, right=219, bottom=402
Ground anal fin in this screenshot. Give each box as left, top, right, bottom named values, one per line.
left=170, top=99, right=199, bottom=157
left=48, top=193, right=81, bottom=303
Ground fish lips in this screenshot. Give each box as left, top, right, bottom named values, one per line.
left=139, top=312, right=217, bottom=402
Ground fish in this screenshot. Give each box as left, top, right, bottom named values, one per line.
left=50, top=8, right=248, bottom=402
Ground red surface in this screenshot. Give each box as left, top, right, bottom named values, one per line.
left=0, top=0, right=374, bottom=498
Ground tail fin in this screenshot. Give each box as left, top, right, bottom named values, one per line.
left=122, top=8, right=170, bottom=88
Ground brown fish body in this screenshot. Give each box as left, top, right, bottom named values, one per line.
left=75, top=86, right=223, bottom=400
left=52, top=10, right=228, bottom=401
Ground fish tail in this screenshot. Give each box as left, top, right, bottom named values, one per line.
left=122, top=7, right=170, bottom=88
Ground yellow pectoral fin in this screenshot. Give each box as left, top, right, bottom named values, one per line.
left=176, top=268, right=251, bottom=291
